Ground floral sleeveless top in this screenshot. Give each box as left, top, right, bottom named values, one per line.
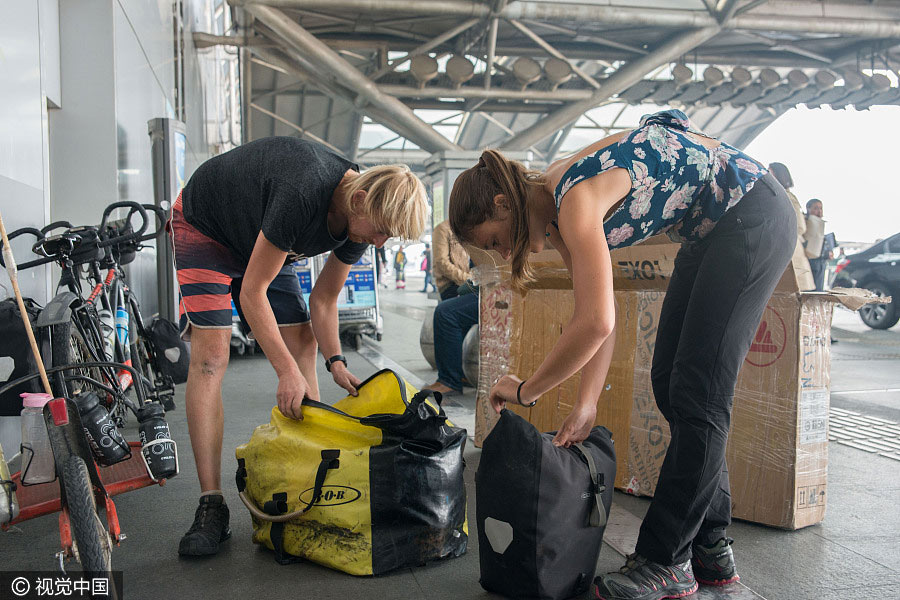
left=553, top=109, right=767, bottom=248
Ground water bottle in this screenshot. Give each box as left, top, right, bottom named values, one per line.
left=137, top=403, right=177, bottom=480
left=74, top=392, right=130, bottom=466
left=115, top=305, right=130, bottom=349
left=0, top=441, right=19, bottom=525
left=20, top=393, right=56, bottom=484
left=97, top=308, right=115, bottom=359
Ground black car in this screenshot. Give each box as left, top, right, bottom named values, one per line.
left=832, top=232, right=900, bottom=329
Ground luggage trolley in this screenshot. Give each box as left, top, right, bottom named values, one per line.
left=317, top=247, right=382, bottom=350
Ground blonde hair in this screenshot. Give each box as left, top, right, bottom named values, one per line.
left=346, top=164, right=427, bottom=240
left=449, top=149, right=546, bottom=290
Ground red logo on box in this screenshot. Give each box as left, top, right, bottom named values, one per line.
left=745, top=307, right=786, bottom=367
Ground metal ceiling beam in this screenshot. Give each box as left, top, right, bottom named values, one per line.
left=500, top=27, right=720, bottom=150
left=506, top=19, right=601, bottom=88
left=231, top=0, right=490, bottom=18
left=320, top=38, right=840, bottom=68
left=378, top=84, right=594, bottom=101
left=250, top=102, right=344, bottom=152
left=243, top=4, right=459, bottom=152
left=484, top=16, right=500, bottom=89
left=230, top=1, right=900, bottom=38
left=518, top=20, right=646, bottom=56
left=251, top=46, right=449, bottom=149
left=369, top=18, right=480, bottom=80
left=505, top=2, right=900, bottom=38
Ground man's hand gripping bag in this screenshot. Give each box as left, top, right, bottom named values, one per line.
left=235, top=370, right=468, bottom=575
left=476, top=409, right=615, bottom=600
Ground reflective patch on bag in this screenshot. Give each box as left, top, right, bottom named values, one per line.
left=164, top=347, right=181, bottom=363
left=0, top=357, right=13, bottom=380
left=484, top=517, right=513, bottom=554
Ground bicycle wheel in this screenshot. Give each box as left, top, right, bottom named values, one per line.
left=49, top=312, right=112, bottom=399
left=62, top=455, right=113, bottom=572
left=127, top=295, right=176, bottom=410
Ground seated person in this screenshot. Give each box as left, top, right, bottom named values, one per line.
left=432, top=219, right=470, bottom=300
left=423, top=276, right=478, bottom=396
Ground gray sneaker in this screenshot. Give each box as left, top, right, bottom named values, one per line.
left=691, top=537, right=740, bottom=586
left=593, top=553, right=698, bottom=600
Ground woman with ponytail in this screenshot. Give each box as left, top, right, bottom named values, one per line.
left=449, top=110, right=795, bottom=600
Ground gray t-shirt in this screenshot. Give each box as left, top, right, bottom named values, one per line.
left=182, top=137, right=369, bottom=266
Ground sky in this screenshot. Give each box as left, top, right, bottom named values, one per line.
left=745, top=105, right=900, bottom=244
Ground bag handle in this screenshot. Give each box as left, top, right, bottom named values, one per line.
left=238, top=449, right=341, bottom=523
left=300, top=389, right=445, bottom=421
left=574, top=443, right=607, bottom=528
left=301, top=398, right=360, bottom=420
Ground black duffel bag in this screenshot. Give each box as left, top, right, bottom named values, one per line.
left=0, top=297, right=42, bottom=416
left=476, top=409, right=616, bottom=600
left=148, top=317, right=189, bottom=384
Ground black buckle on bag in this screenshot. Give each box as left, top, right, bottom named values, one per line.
left=265, top=492, right=303, bottom=566
left=235, top=458, right=247, bottom=493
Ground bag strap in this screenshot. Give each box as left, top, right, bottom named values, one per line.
left=574, top=443, right=607, bottom=528
left=301, top=389, right=445, bottom=417
left=301, top=398, right=361, bottom=420
left=238, top=449, right=341, bottom=523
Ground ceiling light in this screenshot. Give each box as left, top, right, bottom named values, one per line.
left=446, top=55, right=475, bottom=88
left=543, top=57, right=573, bottom=89
left=512, top=57, right=542, bottom=89
left=410, top=54, right=439, bottom=86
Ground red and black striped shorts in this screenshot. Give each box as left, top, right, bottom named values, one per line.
left=169, top=192, right=309, bottom=337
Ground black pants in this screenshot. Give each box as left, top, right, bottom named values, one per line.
left=634, top=173, right=795, bottom=566
left=808, top=257, right=826, bottom=292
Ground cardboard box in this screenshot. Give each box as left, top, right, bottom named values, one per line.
left=472, top=238, right=877, bottom=529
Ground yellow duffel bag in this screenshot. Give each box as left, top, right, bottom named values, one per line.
left=235, top=369, right=468, bottom=575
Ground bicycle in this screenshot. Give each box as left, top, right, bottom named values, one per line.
left=0, top=203, right=178, bottom=579
left=15, top=202, right=175, bottom=417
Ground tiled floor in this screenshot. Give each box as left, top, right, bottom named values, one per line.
left=829, top=406, right=900, bottom=461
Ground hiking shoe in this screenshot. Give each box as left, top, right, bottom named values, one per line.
left=593, top=553, right=698, bottom=600
left=691, top=537, right=740, bottom=586
left=178, top=494, right=231, bottom=556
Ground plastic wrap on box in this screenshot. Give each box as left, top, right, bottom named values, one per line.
left=471, top=241, right=877, bottom=530
left=623, top=292, right=833, bottom=529
left=472, top=259, right=578, bottom=443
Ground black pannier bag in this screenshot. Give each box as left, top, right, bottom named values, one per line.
left=0, top=297, right=42, bottom=416
left=476, top=409, right=616, bottom=600
left=148, top=317, right=190, bottom=384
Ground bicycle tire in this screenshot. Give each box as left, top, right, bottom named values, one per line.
left=126, top=297, right=156, bottom=394
left=62, top=455, right=113, bottom=573
left=49, top=315, right=110, bottom=399
left=128, top=295, right=175, bottom=407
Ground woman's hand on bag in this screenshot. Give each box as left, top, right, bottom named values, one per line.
left=488, top=374, right=524, bottom=413
left=331, top=361, right=361, bottom=397
left=277, top=367, right=311, bottom=420
left=552, top=402, right=597, bottom=448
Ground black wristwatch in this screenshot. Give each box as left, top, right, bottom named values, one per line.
left=324, top=354, right=347, bottom=372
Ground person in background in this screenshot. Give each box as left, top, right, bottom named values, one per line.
left=432, top=219, right=471, bottom=301
left=421, top=242, right=436, bottom=293
left=423, top=270, right=478, bottom=396
left=169, top=137, right=427, bottom=557
left=803, top=198, right=835, bottom=292
left=375, top=245, right=389, bottom=288
left=394, top=246, right=407, bottom=289
left=769, top=162, right=814, bottom=291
